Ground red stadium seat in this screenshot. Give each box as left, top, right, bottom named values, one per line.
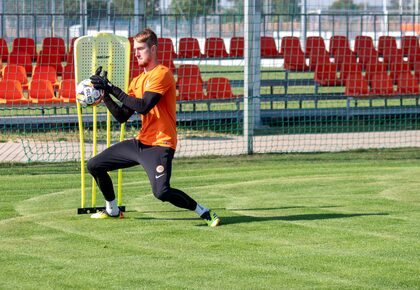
left=370, top=72, right=395, bottom=95
left=29, top=79, right=61, bottom=104
left=329, top=35, right=356, bottom=66
left=68, top=37, right=78, bottom=53
left=65, top=50, right=74, bottom=65
left=36, top=51, right=63, bottom=76
left=178, top=76, right=204, bottom=101
left=59, top=79, right=77, bottom=103
left=397, top=72, right=420, bottom=94
left=329, top=35, right=351, bottom=53
left=41, top=37, right=66, bottom=61
left=314, top=61, right=342, bottom=86
left=378, top=36, right=403, bottom=65
left=62, top=64, right=75, bottom=80
left=280, top=36, right=309, bottom=71
left=377, top=36, right=396, bottom=56
left=158, top=38, right=177, bottom=59
left=364, top=60, right=388, bottom=84
left=344, top=72, right=369, bottom=96
left=0, top=38, right=9, bottom=62
left=382, top=47, right=404, bottom=67
left=8, top=52, right=32, bottom=76
left=408, top=48, right=420, bottom=68
left=0, top=79, right=30, bottom=104
left=401, top=36, right=420, bottom=68
left=2, top=65, right=29, bottom=90
left=128, top=36, right=134, bottom=48
left=305, top=36, right=327, bottom=57
left=156, top=38, right=176, bottom=72
left=204, top=37, right=229, bottom=58
left=177, top=64, right=202, bottom=84
left=229, top=37, right=244, bottom=57
left=389, top=60, right=411, bottom=84
left=354, top=35, right=378, bottom=68
left=178, top=37, right=203, bottom=58
left=414, top=61, right=420, bottom=80
left=339, top=59, right=362, bottom=84
left=308, top=48, right=331, bottom=71
left=206, top=77, right=237, bottom=99
left=157, top=51, right=176, bottom=73
left=65, top=37, right=78, bottom=65
left=32, top=65, right=59, bottom=89
left=401, top=36, right=419, bottom=56
left=261, top=36, right=281, bottom=58
left=12, top=37, right=37, bottom=61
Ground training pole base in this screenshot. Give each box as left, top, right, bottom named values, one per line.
left=77, top=206, right=126, bottom=215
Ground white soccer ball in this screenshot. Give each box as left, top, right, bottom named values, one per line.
left=76, top=79, right=104, bottom=107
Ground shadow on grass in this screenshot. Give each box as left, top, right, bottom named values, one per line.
left=227, top=205, right=340, bottom=211
left=134, top=205, right=337, bottom=214
left=133, top=207, right=388, bottom=226
left=220, top=212, right=389, bottom=225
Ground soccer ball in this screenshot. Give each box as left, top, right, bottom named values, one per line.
left=76, top=79, right=104, bottom=107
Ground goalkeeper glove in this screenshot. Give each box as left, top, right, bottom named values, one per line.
left=90, top=66, right=114, bottom=93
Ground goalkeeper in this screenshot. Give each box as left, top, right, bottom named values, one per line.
left=88, top=28, right=220, bottom=227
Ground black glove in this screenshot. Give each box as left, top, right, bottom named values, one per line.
left=90, top=66, right=113, bottom=93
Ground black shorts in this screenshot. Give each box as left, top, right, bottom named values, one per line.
left=88, top=138, right=175, bottom=195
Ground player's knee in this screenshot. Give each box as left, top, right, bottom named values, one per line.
left=153, top=189, right=170, bottom=202
left=87, top=158, right=99, bottom=175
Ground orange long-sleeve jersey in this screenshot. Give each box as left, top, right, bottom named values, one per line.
left=128, top=64, right=177, bottom=150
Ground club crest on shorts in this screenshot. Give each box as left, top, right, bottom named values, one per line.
left=156, top=165, right=164, bottom=173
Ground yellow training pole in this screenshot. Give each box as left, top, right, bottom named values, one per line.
left=106, top=110, right=111, bottom=148
left=106, top=109, right=112, bottom=199
left=117, top=123, right=125, bottom=206
left=76, top=101, right=85, bottom=209
left=91, top=105, right=98, bottom=208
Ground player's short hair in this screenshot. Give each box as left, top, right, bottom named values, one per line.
left=134, top=28, right=158, bottom=48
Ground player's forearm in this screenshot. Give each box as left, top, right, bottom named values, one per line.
left=111, top=86, right=161, bottom=115
left=103, top=93, right=134, bottom=123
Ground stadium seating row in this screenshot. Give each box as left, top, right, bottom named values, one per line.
left=0, top=36, right=245, bottom=63
left=3, top=35, right=420, bottom=82
left=343, top=71, right=419, bottom=96
left=314, top=58, right=420, bottom=87
left=2, top=35, right=420, bottom=65
left=0, top=35, right=309, bottom=79
left=0, top=37, right=76, bottom=78
left=2, top=60, right=419, bottom=106
left=289, top=35, right=420, bottom=97
left=0, top=37, right=73, bottom=63
left=0, top=79, right=72, bottom=104
left=1, top=35, right=420, bottom=105
left=0, top=65, right=237, bottom=104
left=282, top=35, right=420, bottom=72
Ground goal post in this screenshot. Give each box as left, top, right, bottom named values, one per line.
left=244, top=0, right=262, bottom=154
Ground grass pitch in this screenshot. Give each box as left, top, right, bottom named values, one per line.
left=0, top=150, right=419, bottom=289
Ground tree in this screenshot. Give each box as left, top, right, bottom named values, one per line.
left=389, top=0, right=412, bottom=13
left=62, top=0, right=160, bottom=17
left=330, top=0, right=361, bottom=11
left=272, top=0, right=300, bottom=21
left=223, top=0, right=299, bottom=21
left=169, top=0, right=218, bottom=16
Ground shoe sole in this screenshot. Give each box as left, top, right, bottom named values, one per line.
left=90, top=212, right=120, bottom=219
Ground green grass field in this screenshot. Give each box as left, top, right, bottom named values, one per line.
left=1, top=150, right=420, bottom=289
